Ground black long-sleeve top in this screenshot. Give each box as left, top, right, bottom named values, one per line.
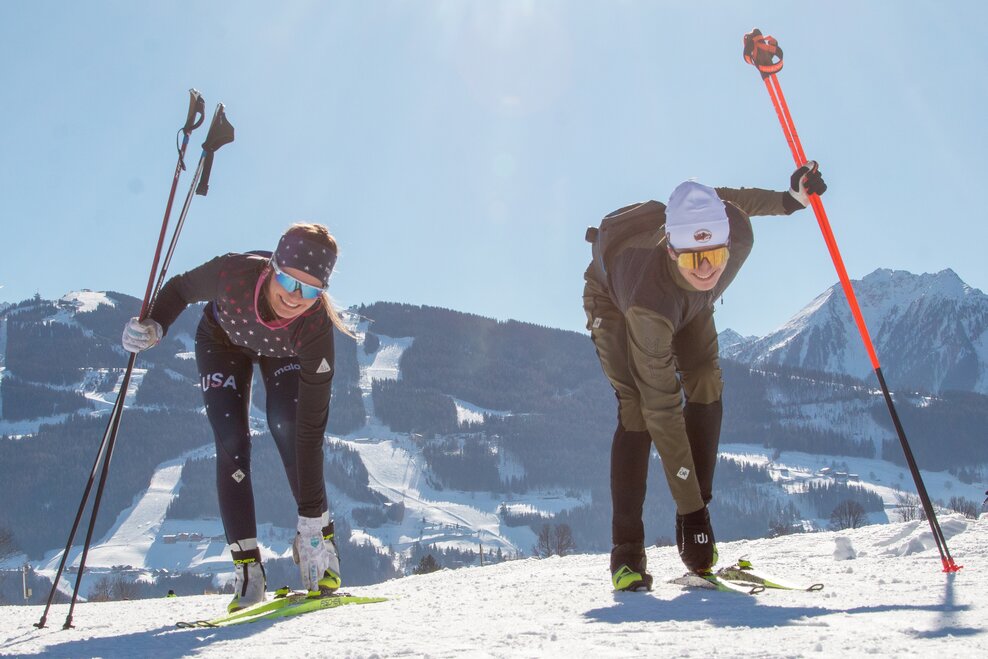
left=150, top=252, right=335, bottom=517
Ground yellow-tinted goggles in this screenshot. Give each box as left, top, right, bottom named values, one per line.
left=673, top=246, right=730, bottom=269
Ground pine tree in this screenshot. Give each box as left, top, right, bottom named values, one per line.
left=414, top=554, right=440, bottom=575
left=0, top=526, right=16, bottom=562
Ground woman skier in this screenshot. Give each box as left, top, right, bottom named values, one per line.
left=122, top=223, right=347, bottom=612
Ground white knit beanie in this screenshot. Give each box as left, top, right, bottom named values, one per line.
left=665, top=181, right=730, bottom=250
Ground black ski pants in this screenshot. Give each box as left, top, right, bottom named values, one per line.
left=195, top=312, right=309, bottom=545
left=610, top=400, right=722, bottom=548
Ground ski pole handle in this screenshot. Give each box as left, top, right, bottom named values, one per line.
left=743, top=28, right=783, bottom=78
left=176, top=89, right=207, bottom=172
left=184, top=89, right=206, bottom=135
left=140, top=90, right=210, bottom=320
left=195, top=103, right=235, bottom=197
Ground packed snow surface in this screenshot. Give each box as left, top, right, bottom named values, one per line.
left=2, top=515, right=985, bottom=658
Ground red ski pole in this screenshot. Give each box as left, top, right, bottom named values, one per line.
left=742, top=29, right=960, bottom=573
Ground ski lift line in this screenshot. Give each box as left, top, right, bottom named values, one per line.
left=742, top=29, right=960, bottom=573
left=362, top=467, right=515, bottom=551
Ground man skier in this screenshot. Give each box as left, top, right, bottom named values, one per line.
left=583, top=164, right=826, bottom=590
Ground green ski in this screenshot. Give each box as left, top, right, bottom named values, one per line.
left=669, top=572, right=765, bottom=595
left=236, top=593, right=387, bottom=624
left=717, top=558, right=824, bottom=592
left=177, top=593, right=298, bottom=627
left=176, top=591, right=387, bottom=628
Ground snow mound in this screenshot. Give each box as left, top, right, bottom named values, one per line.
left=834, top=536, right=857, bottom=560
left=880, top=517, right=969, bottom=557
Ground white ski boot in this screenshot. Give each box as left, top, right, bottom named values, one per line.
left=228, top=539, right=267, bottom=613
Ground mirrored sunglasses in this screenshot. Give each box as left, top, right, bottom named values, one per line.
left=673, top=246, right=730, bottom=270
left=271, top=260, right=326, bottom=299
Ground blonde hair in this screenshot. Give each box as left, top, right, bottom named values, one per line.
left=282, top=222, right=354, bottom=338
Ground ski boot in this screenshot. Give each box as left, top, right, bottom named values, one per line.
left=610, top=542, right=653, bottom=592
left=228, top=541, right=267, bottom=613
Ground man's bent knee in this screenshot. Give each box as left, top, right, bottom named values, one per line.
left=681, top=367, right=723, bottom=405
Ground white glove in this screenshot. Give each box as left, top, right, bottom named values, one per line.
left=122, top=317, right=163, bottom=353
left=293, top=515, right=340, bottom=592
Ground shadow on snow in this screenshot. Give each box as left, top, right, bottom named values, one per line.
left=584, top=589, right=974, bottom=633
left=1, top=616, right=274, bottom=659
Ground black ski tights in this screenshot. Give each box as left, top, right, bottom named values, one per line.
left=683, top=400, right=722, bottom=505
left=610, top=400, right=722, bottom=546
left=195, top=314, right=305, bottom=544
left=610, top=423, right=651, bottom=546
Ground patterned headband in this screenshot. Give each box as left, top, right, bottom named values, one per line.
left=272, top=233, right=337, bottom=287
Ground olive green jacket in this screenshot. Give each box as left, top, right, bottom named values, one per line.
left=584, top=187, right=795, bottom=512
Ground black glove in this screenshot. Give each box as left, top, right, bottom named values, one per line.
left=676, top=506, right=717, bottom=574
left=786, top=160, right=827, bottom=210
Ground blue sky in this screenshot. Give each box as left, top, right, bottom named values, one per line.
left=2, top=1, right=986, bottom=338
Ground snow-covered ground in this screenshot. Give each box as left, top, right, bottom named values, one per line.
left=3, top=515, right=985, bottom=658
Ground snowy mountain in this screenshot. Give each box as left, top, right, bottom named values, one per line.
left=724, top=269, right=988, bottom=395
left=2, top=515, right=985, bottom=657
left=1, top=284, right=986, bottom=606
left=717, top=327, right=755, bottom=354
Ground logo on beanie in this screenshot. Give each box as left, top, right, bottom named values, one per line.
left=693, top=229, right=713, bottom=243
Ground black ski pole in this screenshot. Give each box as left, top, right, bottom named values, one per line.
left=151, top=103, right=235, bottom=305
left=60, top=102, right=234, bottom=629
left=140, top=91, right=207, bottom=319
left=34, top=89, right=205, bottom=630
left=61, top=365, right=132, bottom=629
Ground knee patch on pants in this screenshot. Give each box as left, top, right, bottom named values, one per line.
left=680, top=365, right=723, bottom=405
left=617, top=398, right=647, bottom=433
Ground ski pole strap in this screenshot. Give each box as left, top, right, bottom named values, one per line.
left=184, top=89, right=206, bottom=135
left=743, top=29, right=783, bottom=78
left=176, top=89, right=206, bottom=171
left=196, top=103, right=235, bottom=196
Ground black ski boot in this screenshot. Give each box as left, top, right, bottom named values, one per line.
left=610, top=542, right=653, bottom=591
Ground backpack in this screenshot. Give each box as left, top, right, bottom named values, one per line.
left=585, top=200, right=666, bottom=285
